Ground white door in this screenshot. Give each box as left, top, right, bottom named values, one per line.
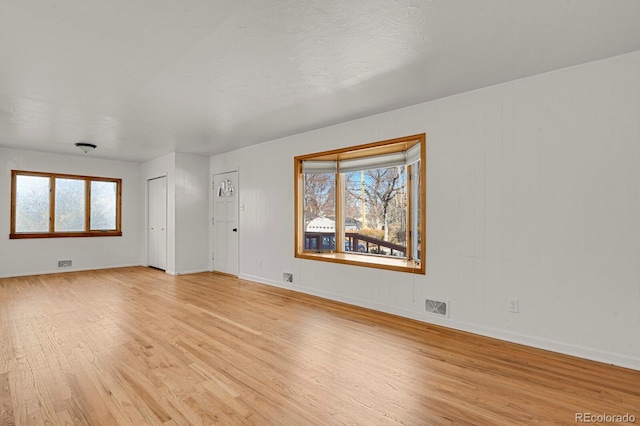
left=213, top=171, right=238, bottom=276
left=148, top=176, right=167, bottom=270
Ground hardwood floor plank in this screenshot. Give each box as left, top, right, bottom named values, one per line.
left=115, top=364, right=172, bottom=423
left=0, top=372, right=15, bottom=426
left=1, top=266, right=639, bottom=425
left=0, top=302, right=17, bottom=376
left=64, top=365, right=122, bottom=425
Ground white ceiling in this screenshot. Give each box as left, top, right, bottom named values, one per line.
left=1, top=1, right=640, bottom=163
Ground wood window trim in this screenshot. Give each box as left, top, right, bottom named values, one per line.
left=294, top=133, right=426, bottom=274
left=297, top=251, right=423, bottom=274
left=10, top=170, right=122, bottom=239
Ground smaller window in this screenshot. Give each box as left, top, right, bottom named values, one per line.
left=10, top=170, right=122, bottom=239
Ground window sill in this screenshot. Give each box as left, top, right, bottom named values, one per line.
left=10, top=231, right=122, bottom=239
left=296, top=251, right=424, bottom=274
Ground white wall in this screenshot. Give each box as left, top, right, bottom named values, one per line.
left=142, top=152, right=209, bottom=275
left=175, top=153, right=209, bottom=274
left=0, top=148, right=143, bottom=277
left=210, top=50, right=640, bottom=370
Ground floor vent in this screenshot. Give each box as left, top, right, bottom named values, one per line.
left=58, top=260, right=72, bottom=268
left=425, top=299, right=448, bottom=317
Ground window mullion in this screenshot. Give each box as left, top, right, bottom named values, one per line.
left=49, top=177, right=55, bottom=233
left=10, top=171, right=17, bottom=235
left=85, top=179, right=91, bottom=232
left=335, top=172, right=344, bottom=253
left=116, top=181, right=122, bottom=232
left=406, top=165, right=413, bottom=260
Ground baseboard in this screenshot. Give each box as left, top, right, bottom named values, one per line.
left=0, top=263, right=143, bottom=279
left=239, top=273, right=292, bottom=289
left=238, top=273, right=640, bottom=371
left=168, top=268, right=210, bottom=276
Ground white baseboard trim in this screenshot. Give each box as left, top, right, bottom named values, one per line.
left=239, top=273, right=289, bottom=288
left=238, top=273, right=640, bottom=371
left=0, top=263, right=143, bottom=279
left=168, top=269, right=210, bottom=276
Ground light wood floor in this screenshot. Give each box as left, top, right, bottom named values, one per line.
left=0, top=267, right=638, bottom=425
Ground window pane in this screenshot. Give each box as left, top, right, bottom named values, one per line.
left=90, top=181, right=117, bottom=230
left=344, top=166, right=407, bottom=258
left=304, top=173, right=335, bottom=251
left=15, top=175, right=50, bottom=232
left=55, top=178, right=85, bottom=232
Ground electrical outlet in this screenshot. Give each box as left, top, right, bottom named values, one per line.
left=259, top=260, right=263, bottom=268
left=283, top=272, right=293, bottom=283
left=509, top=298, right=519, bottom=313
left=58, top=260, right=72, bottom=268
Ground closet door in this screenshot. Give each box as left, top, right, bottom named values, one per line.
left=148, top=177, right=167, bottom=270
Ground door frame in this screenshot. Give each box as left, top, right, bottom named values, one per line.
left=211, top=168, right=239, bottom=275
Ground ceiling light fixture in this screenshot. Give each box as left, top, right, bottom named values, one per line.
left=75, top=142, right=97, bottom=153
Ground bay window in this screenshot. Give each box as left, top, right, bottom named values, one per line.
left=294, top=134, right=425, bottom=274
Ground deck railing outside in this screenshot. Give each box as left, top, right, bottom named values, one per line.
left=304, top=231, right=407, bottom=257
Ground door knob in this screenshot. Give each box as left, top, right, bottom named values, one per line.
left=232, top=228, right=238, bottom=232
